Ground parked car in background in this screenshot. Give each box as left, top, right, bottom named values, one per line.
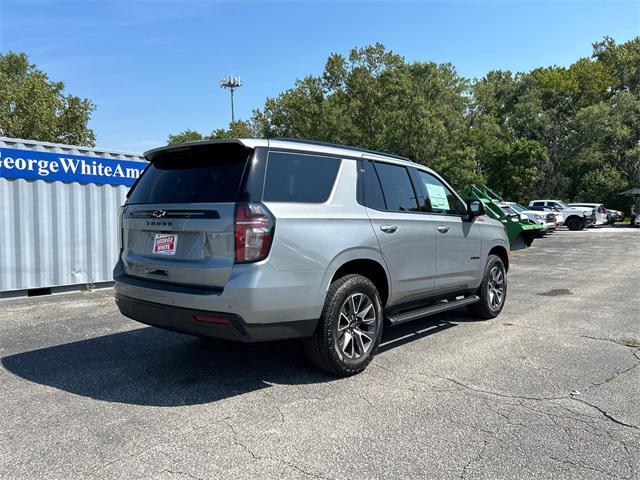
left=606, top=209, right=624, bottom=224
left=528, top=200, right=595, bottom=230
left=114, top=138, right=510, bottom=376
left=526, top=205, right=564, bottom=226
left=569, top=203, right=608, bottom=225
left=503, top=202, right=556, bottom=234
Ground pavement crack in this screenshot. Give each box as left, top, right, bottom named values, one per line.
left=460, top=438, right=489, bottom=479
left=570, top=397, right=640, bottom=432
left=273, top=459, right=334, bottom=480
left=548, top=455, right=629, bottom=479
left=438, top=375, right=565, bottom=402
left=161, top=468, right=206, bottom=480
left=502, top=323, right=640, bottom=349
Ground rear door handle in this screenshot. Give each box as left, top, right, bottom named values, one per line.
left=380, top=225, right=398, bottom=233
left=437, top=225, right=450, bottom=233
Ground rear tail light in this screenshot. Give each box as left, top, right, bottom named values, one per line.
left=234, top=202, right=275, bottom=263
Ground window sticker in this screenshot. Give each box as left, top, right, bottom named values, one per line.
left=425, top=183, right=450, bottom=210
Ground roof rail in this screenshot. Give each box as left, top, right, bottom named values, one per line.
left=271, top=137, right=414, bottom=163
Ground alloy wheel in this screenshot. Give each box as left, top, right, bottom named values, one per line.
left=337, top=293, right=378, bottom=359
left=487, top=266, right=505, bottom=310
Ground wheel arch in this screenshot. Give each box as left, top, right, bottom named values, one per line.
left=322, top=249, right=391, bottom=307
left=331, top=259, right=389, bottom=306
left=488, top=245, right=510, bottom=271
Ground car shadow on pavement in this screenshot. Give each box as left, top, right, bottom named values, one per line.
left=2, top=314, right=462, bottom=407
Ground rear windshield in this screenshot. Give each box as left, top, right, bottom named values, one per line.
left=127, top=143, right=250, bottom=205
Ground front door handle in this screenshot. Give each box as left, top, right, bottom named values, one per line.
left=380, top=225, right=398, bottom=233
left=437, top=225, right=450, bottom=233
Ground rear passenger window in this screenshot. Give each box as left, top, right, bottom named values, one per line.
left=362, top=160, right=386, bottom=210
left=373, top=162, right=419, bottom=212
left=263, top=152, right=341, bottom=203
left=532, top=202, right=544, bottom=207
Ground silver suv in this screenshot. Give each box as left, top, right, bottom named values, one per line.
left=114, top=139, right=510, bottom=375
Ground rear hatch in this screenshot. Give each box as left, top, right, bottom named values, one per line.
left=122, top=142, right=253, bottom=289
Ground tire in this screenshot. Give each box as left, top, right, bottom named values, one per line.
left=467, top=255, right=507, bottom=320
left=566, top=217, right=583, bottom=231
left=304, top=274, right=383, bottom=376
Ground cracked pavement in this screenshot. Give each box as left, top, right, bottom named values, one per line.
left=1, top=227, right=639, bottom=479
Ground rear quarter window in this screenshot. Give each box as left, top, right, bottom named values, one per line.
left=263, top=151, right=341, bottom=203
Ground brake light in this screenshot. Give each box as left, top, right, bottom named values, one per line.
left=234, top=203, right=274, bottom=263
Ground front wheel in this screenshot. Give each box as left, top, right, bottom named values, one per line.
left=468, top=255, right=507, bottom=320
left=304, top=274, right=383, bottom=376
left=566, top=217, right=583, bottom=231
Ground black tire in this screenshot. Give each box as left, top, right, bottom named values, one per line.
left=467, top=255, right=507, bottom=320
left=566, top=217, right=583, bottom=231
left=304, top=274, right=383, bottom=376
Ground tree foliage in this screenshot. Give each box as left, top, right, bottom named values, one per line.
left=0, top=52, right=95, bottom=146
left=167, top=120, right=255, bottom=144
left=170, top=36, right=640, bottom=212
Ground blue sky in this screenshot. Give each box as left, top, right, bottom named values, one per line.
left=1, top=0, right=639, bottom=152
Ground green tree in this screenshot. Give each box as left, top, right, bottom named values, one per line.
left=167, top=129, right=205, bottom=144
left=254, top=43, right=480, bottom=188
left=593, top=36, right=640, bottom=94
left=575, top=166, right=628, bottom=211
left=167, top=120, right=255, bottom=144
left=0, top=51, right=95, bottom=146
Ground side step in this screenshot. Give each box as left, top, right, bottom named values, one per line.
left=386, top=295, right=480, bottom=326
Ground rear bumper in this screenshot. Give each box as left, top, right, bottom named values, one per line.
left=113, top=259, right=323, bottom=341
left=115, top=293, right=317, bottom=342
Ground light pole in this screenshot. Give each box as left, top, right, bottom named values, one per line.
left=220, top=75, right=242, bottom=123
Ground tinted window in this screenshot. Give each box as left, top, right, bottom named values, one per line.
left=415, top=170, right=466, bottom=215
left=263, top=152, right=340, bottom=203
left=373, top=162, right=418, bottom=212
left=362, top=160, right=386, bottom=210
left=532, top=201, right=544, bottom=207
left=127, top=143, right=249, bottom=205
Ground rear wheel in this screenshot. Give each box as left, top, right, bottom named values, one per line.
left=468, top=255, right=507, bottom=320
left=304, top=274, right=383, bottom=376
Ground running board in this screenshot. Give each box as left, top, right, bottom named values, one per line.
left=386, top=295, right=480, bottom=326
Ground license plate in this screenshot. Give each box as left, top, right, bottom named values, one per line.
left=153, top=233, right=178, bottom=255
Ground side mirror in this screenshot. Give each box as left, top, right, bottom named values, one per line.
left=467, top=199, right=485, bottom=220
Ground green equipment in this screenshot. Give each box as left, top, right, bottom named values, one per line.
left=460, top=184, right=542, bottom=250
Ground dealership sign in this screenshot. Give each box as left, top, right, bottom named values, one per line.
left=0, top=148, right=147, bottom=186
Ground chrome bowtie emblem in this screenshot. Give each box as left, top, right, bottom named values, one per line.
left=152, top=209, right=167, bottom=218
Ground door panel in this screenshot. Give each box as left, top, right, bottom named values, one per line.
left=361, top=158, right=436, bottom=305
left=367, top=209, right=436, bottom=304
left=432, top=216, right=482, bottom=289
left=412, top=169, right=482, bottom=290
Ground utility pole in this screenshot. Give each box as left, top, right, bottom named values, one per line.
left=220, top=76, right=242, bottom=123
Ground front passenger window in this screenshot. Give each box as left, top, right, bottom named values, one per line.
left=415, top=170, right=467, bottom=215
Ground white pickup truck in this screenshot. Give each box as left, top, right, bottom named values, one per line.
left=528, top=200, right=596, bottom=231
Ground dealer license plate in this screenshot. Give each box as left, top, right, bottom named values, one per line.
left=153, top=234, right=178, bottom=255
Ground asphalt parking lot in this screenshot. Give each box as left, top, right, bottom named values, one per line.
left=1, top=226, right=639, bottom=479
